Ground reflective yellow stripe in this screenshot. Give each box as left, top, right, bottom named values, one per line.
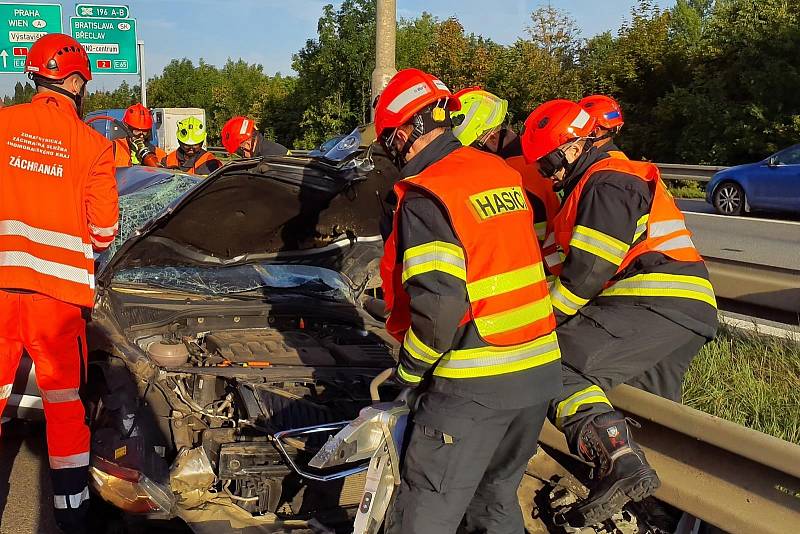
left=397, top=364, right=423, bottom=384
left=549, top=278, right=588, bottom=316
left=402, top=328, right=442, bottom=365
left=570, top=225, right=629, bottom=266
left=434, top=331, right=560, bottom=379
left=466, top=264, right=546, bottom=302
left=473, top=297, right=553, bottom=337
left=601, top=273, right=717, bottom=308
left=534, top=221, right=548, bottom=240
left=402, top=241, right=466, bottom=283
left=634, top=214, right=649, bottom=242
left=555, top=385, right=612, bottom=429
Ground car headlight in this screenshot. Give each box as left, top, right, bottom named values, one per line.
left=90, top=456, right=175, bottom=515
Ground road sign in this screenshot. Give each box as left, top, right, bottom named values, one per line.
left=0, top=3, right=62, bottom=73
left=75, top=4, right=129, bottom=19
left=70, top=16, right=137, bottom=74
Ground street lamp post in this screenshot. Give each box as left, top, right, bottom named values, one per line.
left=371, top=0, right=397, bottom=120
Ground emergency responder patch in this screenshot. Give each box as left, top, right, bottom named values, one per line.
left=469, top=186, right=528, bottom=220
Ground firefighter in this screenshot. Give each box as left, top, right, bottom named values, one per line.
left=579, top=94, right=627, bottom=160
left=220, top=115, right=289, bottom=157
left=113, top=103, right=166, bottom=167
left=161, top=116, right=222, bottom=175
left=375, top=69, right=563, bottom=534
left=451, top=87, right=561, bottom=275
left=521, top=99, right=718, bottom=526
left=0, top=33, right=119, bottom=532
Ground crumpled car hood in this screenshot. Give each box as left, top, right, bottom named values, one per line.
left=98, top=148, right=398, bottom=288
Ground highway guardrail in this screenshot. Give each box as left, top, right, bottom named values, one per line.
left=210, top=147, right=727, bottom=183
left=539, top=384, right=800, bottom=534
left=656, top=163, right=728, bottom=183
left=704, top=256, right=800, bottom=315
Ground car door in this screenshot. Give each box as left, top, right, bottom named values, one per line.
left=757, top=145, right=800, bottom=210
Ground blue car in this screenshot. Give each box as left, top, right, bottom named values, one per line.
left=706, top=144, right=800, bottom=215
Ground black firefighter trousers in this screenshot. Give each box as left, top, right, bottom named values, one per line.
left=548, top=303, right=707, bottom=451
left=384, top=391, right=549, bottom=534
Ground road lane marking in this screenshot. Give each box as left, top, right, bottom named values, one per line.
left=682, top=210, right=800, bottom=226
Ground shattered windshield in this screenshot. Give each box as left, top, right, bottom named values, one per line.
left=97, top=170, right=199, bottom=271
left=112, top=264, right=355, bottom=303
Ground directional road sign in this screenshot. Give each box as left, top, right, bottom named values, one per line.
left=70, top=16, right=138, bottom=74
left=0, top=3, right=62, bottom=73
left=75, top=4, right=129, bottom=19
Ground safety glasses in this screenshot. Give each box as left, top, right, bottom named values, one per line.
left=537, top=148, right=568, bottom=178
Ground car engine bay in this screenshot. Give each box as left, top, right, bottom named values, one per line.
left=89, top=295, right=399, bottom=526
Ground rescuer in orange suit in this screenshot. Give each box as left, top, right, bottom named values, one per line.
left=375, top=69, right=563, bottom=534
left=450, top=86, right=562, bottom=277
left=161, top=116, right=222, bottom=175
left=521, top=99, right=718, bottom=527
left=113, top=103, right=166, bottom=167
left=0, top=34, right=119, bottom=533
left=579, top=94, right=628, bottom=160
left=221, top=115, right=289, bottom=158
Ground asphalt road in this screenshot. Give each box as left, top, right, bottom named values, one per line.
left=678, top=199, right=800, bottom=270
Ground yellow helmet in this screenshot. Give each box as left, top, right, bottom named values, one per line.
left=176, top=116, right=207, bottom=146
left=451, top=87, right=508, bottom=147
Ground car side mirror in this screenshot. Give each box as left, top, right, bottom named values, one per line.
left=767, top=156, right=779, bottom=167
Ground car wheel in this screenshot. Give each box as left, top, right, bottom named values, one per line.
left=713, top=181, right=746, bottom=216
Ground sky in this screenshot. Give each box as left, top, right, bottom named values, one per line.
left=1, top=0, right=675, bottom=96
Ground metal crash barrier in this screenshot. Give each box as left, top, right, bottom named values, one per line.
left=538, top=384, right=800, bottom=534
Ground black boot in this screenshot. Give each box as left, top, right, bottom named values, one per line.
left=564, top=410, right=661, bottom=527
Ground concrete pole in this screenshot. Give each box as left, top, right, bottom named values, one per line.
left=371, top=0, right=397, bottom=120
left=137, top=40, right=147, bottom=107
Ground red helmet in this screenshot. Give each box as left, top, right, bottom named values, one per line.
left=221, top=116, right=256, bottom=154
left=579, top=94, right=624, bottom=130
left=25, top=33, right=92, bottom=81
left=373, top=68, right=460, bottom=139
left=123, top=103, right=153, bottom=130
left=521, top=100, right=596, bottom=164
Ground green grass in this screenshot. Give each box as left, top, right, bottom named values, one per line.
left=682, top=324, right=800, bottom=444
left=667, top=179, right=706, bottom=199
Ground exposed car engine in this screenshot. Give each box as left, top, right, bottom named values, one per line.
left=89, top=299, right=399, bottom=526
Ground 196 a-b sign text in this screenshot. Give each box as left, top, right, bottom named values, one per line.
left=70, top=16, right=137, bottom=74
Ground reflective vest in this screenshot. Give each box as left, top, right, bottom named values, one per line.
left=505, top=155, right=562, bottom=279
left=381, top=147, right=557, bottom=380
left=608, top=150, right=628, bottom=160
left=163, top=150, right=216, bottom=175
left=552, top=158, right=716, bottom=307
left=113, top=138, right=132, bottom=167
left=113, top=139, right=166, bottom=167
left=0, top=93, right=119, bottom=308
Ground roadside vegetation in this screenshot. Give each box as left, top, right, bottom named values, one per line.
left=667, top=180, right=706, bottom=199
left=6, top=0, right=800, bottom=166
left=683, top=324, right=800, bottom=444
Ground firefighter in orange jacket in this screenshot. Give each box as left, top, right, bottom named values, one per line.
left=0, top=34, right=119, bottom=533
left=161, top=116, right=221, bottom=175
left=113, top=103, right=166, bottom=167
left=451, top=86, right=562, bottom=276
left=375, top=69, right=562, bottom=534
left=579, top=94, right=628, bottom=160
left=521, top=100, right=718, bottom=527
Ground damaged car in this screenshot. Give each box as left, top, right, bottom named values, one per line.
left=46, top=132, right=405, bottom=533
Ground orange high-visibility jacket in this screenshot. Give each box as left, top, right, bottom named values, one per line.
left=505, top=154, right=561, bottom=274
left=381, top=146, right=555, bottom=348
left=162, top=149, right=218, bottom=175
left=0, top=93, right=119, bottom=307
left=113, top=138, right=166, bottom=167
left=552, top=157, right=703, bottom=276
